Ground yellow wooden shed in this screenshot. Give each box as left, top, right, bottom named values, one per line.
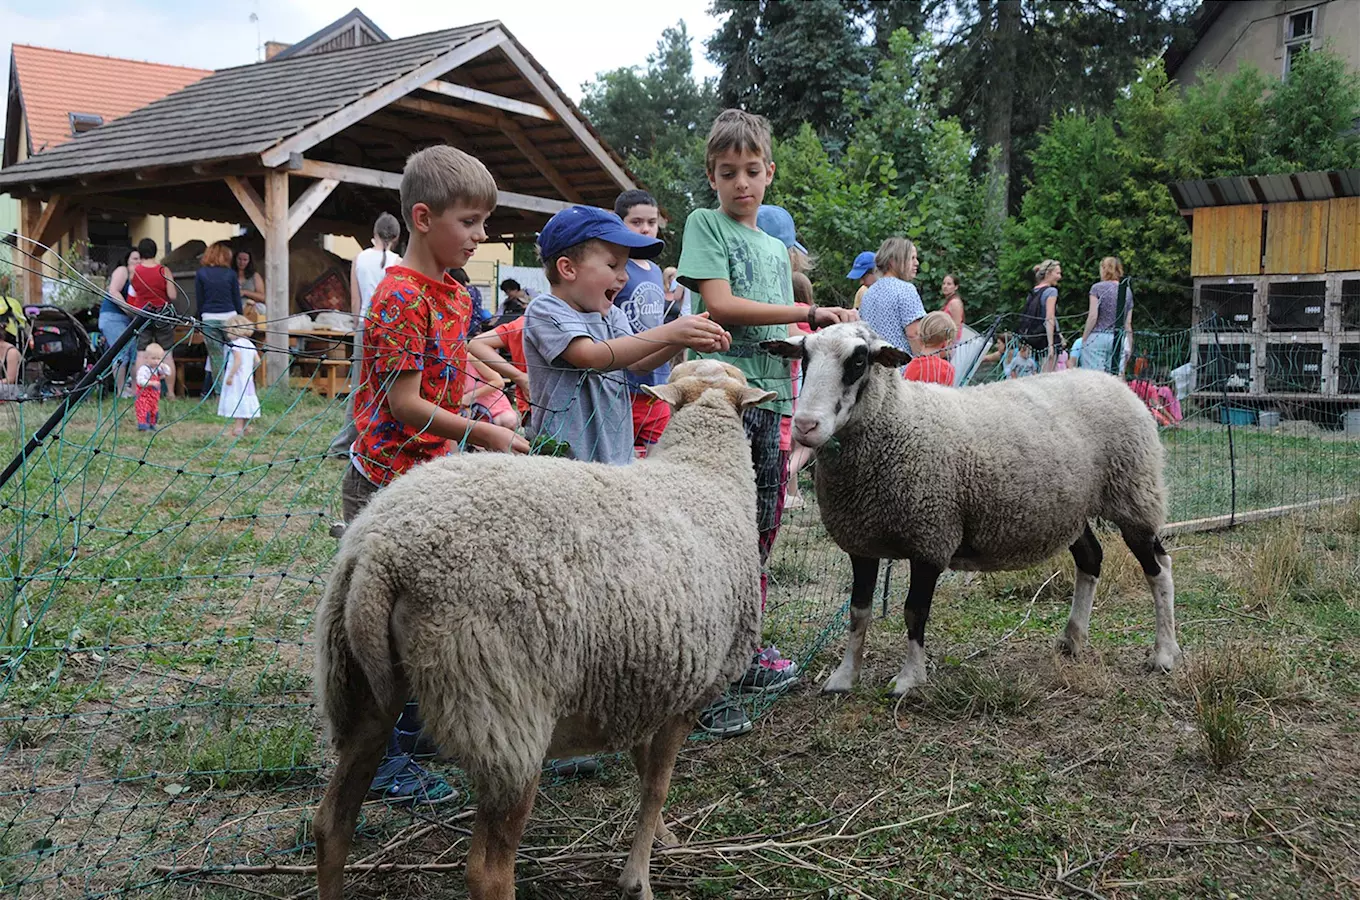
left=1169, top=170, right=1360, bottom=400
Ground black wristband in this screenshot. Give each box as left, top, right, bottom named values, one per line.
left=807, top=305, right=819, bottom=328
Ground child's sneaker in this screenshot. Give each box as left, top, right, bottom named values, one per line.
left=697, top=697, right=752, bottom=737
left=367, top=754, right=459, bottom=806
left=735, top=647, right=799, bottom=694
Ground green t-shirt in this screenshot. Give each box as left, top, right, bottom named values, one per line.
left=676, top=208, right=794, bottom=415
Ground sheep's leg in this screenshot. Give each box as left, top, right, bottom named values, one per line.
left=628, top=740, right=677, bottom=848
left=619, top=717, right=690, bottom=900
left=823, top=554, right=880, bottom=693
left=466, top=775, right=539, bottom=900
left=314, top=705, right=397, bottom=900
left=1057, top=523, right=1103, bottom=657
left=1124, top=531, right=1182, bottom=672
left=889, top=560, right=942, bottom=696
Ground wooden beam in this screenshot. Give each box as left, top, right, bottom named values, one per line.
left=392, top=96, right=499, bottom=129
left=295, top=159, right=399, bottom=190
left=260, top=28, right=507, bottom=167
left=226, top=176, right=267, bottom=233
left=263, top=170, right=290, bottom=382
left=292, top=157, right=572, bottom=214
left=18, top=198, right=43, bottom=304
left=494, top=37, right=634, bottom=191
left=286, top=177, right=340, bottom=239
left=34, top=194, right=70, bottom=247
left=497, top=117, right=580, bottom=202
left=419, top=79, right=554, bottom=120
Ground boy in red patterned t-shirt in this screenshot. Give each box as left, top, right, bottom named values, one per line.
left=342, top=145, right=529, bottom=806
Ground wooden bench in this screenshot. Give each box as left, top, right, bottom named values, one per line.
left=290, top=359, right=351, bottom=398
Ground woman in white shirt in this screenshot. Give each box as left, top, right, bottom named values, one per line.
left=328, top=213, right=403, bottom=456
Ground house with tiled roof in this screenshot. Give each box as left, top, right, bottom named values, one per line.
left=2, top=44, right=236, bottom=273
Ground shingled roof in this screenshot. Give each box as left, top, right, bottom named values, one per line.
left=5, top=45, right=210, bottom=161
left=0, top=23, right=496, bottom=185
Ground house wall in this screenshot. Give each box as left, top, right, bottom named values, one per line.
left=1177, top=0, right=1360, bottom=84
left=129, top=215, right=239, bottom=256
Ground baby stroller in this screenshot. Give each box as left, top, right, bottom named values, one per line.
left=21, top=305, right=97, bottom=399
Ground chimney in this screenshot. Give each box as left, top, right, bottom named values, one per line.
left=264, top=41, right=291, bottom=60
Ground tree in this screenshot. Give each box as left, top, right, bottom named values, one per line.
left=580, top=22, right=718, bottom=266
left=1262, top=44, right=1360, bottom=172
left=940, top=1, right=1189, bottom=213
left=707, top=0, right=873, bottom=139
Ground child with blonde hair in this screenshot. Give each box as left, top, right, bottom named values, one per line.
left=216, top=315, right=261, bottom=436
left=903, top=310, right=957, bottom=385
left=134, top=343, right=172, bottom=431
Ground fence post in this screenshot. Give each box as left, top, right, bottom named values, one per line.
left=1211, top=321, right=1238, bottom=526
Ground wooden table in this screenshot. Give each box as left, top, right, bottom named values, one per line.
left=287, top=328, right=355, bottom=399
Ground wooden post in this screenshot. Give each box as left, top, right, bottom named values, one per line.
left=18, top=198, right=43, bottom=304
left=264, top=170, right=290, bottom=384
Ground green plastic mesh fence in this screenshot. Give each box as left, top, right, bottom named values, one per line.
left=3, top=262, right=1360, bottom=896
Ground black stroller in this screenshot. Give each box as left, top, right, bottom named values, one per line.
left=21, top=305, right=97, bottom=399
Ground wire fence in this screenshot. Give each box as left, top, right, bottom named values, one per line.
left=3, top=255, right=1360, bottom=897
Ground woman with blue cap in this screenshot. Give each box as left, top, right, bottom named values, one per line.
left=846, top=251, right=878, bottom=309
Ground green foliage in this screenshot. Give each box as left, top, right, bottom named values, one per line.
left=1261, top=44, right=1360, bottom=172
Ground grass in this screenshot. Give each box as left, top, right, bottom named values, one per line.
left=2, top=386, right=1360, bottom=898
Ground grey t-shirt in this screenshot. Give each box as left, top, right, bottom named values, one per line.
left=1089, top=280, right=1133, bottom=332
left=523, top=293, right=634, bottom=466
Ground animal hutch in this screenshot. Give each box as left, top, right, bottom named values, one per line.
left=1170, top=170, right=1360, bottom=421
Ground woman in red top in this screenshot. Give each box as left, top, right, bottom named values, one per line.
left=128, top=238, right=180, bottom=396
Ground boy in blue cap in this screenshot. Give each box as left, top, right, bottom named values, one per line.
left=523, top=205, right=731, bottom=465
left=847, top=250, right=878, bottom=309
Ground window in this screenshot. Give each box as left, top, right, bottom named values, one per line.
left=1283, top=8, right=1317, bottom=76
left=68, top=112, right=103, bottom=135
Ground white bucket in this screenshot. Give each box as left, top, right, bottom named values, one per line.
left=1257, top=411, right=1281, bottom=429
left=1345, top=410, right=1360, bottom=435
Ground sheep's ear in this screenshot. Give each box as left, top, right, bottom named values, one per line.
left=641, top=383, right=685, bottom=408
left=736, top=387, right=778, bottom=410
left=761, top=337, right=804, bottom=359
left=871, top=343, right=911, bottom=368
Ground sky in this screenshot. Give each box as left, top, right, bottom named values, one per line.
left=0, top=0, right=725, bottom=133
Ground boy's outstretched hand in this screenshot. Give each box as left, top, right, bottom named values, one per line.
left=666, top=312, right=731, bottom=353
left=811, top=306, right=859, bottom=328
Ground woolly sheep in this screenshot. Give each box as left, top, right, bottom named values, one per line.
left=763, top=323, right=1181, bottom=697
left=312, top=360, right=775, bottom=900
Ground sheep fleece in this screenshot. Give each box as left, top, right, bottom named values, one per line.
left=817, top=368, right=1166, bottom=570
left=317, top=394, right=762, bottom=798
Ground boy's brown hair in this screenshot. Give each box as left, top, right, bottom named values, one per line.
left=704, top=109, right=773, bottom=173
left=540, top=238, right=611, bottom=286
left=918, top=310, right=956, bottom=350
left=400, top=145, right=498, bottom=231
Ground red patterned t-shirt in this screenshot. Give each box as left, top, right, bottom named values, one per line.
left=351, top=266, right=472, bottom=486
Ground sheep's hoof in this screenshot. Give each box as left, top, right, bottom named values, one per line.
left=887, top=675, right=926, bottom=697
left=821, top=669, right=856, bottom=694
left=618, top=874, right=652, bottom=900
left=655, top=820, right=679, bottom=848
left=1055, top=629, right=1087, bottom=658
left=1146, top=644, right=1183, bottom=674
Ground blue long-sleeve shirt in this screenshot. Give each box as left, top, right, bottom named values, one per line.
left=195, top=266, right=242, bottom=316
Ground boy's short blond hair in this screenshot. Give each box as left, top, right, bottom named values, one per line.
left=705, top=109, right=773, bottom=173
left=400, top=145, right=498, bottom=230
left=918, top=310, right=956, bottom=349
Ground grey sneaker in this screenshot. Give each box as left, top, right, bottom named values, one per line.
left=698, top=697, right=752, bottom=737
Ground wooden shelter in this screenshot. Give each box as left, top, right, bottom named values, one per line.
left=1169, top=169, right=1360, bottom=402
left=0, top=19, right=636, bottom=370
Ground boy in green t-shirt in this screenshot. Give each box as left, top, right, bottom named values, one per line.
left=677, top=109, right=856, bottom=736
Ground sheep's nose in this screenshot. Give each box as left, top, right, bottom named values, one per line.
left=792, top=414, right=823, bottom=445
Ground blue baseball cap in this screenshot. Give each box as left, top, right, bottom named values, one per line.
left=536, top=205, right=664, bottom=260
left=847, top=251, right=877, bottom=280
left=756, top=205, right=808, bottom=255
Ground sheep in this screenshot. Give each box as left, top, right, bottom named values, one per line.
left=762, top=322, right=1180, bottom=697
left=312, top=359, right=775, bottom=900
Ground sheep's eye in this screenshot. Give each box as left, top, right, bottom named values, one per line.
left=842, top=347, right=868, bottom=386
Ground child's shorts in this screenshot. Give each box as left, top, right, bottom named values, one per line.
left=631, top=392, right=671, bottom=448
